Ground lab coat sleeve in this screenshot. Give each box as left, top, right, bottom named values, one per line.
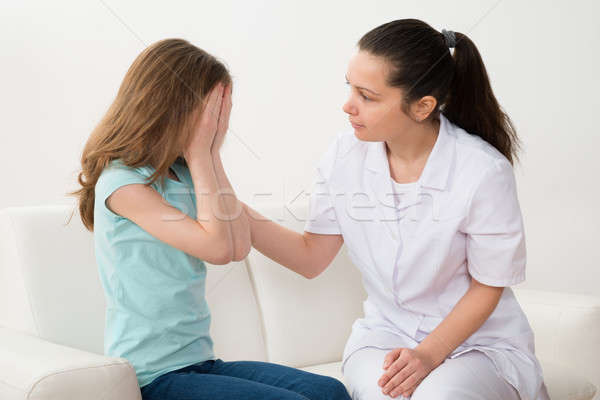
left=303, top=134, right=343, bottom=235
left=462, top=159, right=526, bottom=287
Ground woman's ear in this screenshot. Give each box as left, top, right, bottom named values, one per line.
left=411, top=95, right=437, bottom=122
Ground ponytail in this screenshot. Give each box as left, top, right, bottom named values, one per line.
left=444, top=31, right=521, bottom=165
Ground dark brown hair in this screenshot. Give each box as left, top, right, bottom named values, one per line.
left=358, top=19, right=521, bottom=165
left=67, top=38, right=232, bottom=231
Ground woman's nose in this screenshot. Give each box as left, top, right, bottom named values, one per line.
left=342, top=98, right=356, bottom=115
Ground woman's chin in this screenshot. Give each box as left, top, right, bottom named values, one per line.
left=353, top=126, right=372, bottom=141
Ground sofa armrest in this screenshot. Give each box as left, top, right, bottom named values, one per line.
left=0, top=327, right=141, bottom=400
left=513, top=288, right=600, bottom=397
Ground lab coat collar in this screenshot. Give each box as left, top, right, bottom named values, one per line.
left=365, top=113, right=456, bottom=192
left=365, top=114, right=456, bottom=236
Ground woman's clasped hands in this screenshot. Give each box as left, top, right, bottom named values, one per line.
left=378, top=347, right=436, bottom=398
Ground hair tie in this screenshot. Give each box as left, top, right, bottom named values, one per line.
left=441, top=29, right=456, bottom=48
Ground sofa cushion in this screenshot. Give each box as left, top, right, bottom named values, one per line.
left=0, top=327, right=141, bottom=400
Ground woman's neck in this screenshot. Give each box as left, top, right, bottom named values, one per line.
left=386, top=117, right=440, bottom=165
left=385, top=117, right=440, bottom=182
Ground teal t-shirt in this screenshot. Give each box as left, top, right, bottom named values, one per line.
left=93, top=158, right=216, bottom=388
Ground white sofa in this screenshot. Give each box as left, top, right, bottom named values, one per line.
left=0, top=203, right=598, bottom=400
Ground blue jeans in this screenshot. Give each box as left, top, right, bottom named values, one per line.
left=140, top=358, right=351, bottom=400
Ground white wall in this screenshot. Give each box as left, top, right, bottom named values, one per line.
left=1, top=0, right=598, bottom=296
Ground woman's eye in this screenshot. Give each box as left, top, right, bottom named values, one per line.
left=345, top=81, right=371, bottom=101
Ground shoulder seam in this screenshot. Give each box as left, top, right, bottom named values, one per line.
left=463, top=163, right=499, bottom=227
left=454, top=129, right=511, bottom=166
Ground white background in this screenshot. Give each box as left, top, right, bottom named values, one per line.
left=1, top=0, right=598, bottom=296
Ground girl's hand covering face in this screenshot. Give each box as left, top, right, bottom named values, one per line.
left=211, top=83, right=232, bottom=155
left=183, top=83, right=225, bottom=161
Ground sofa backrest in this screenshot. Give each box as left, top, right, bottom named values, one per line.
left=0, top=205, right=105, bottom=353
left=244, top=202, right=366, bottom=368
left=512, top=289, right=600, bottom=392
left=0, top=205, right=268, bottom=362
left=205, top=260, right=267, bottom=362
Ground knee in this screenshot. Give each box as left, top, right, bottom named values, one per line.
left=344, top=375, right=389, bottom=400
left=411, top=380, right=454, bottom=400
left=307, top=376, right=351, bottom=400
left=328, top=378, right=352, bottom=400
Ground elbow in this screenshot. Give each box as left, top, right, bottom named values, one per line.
left=304, top=271, right=316, bottom=280
left=209, top=243, right=234, bottom=265
left=304, top=262, right=326, bottom=280
left=232, top=241, right=251, bottom=262
left=210, top=253, right=233, bottom=265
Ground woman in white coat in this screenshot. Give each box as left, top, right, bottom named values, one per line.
left=242, top=19, right=551, bottom=400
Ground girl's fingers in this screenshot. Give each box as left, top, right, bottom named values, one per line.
left=217, top=84, right=232, bottom=132
left=216, top=86, right=226, bottom=131
left=221, top=84, right=231, bottom=117
left=204, top=83, right=224, bottom=123
left=223, top=84, right=232, bottom=121
left=213, top=84, right=225, bottom=119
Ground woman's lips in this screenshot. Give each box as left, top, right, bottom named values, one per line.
left=350, top=121, right=364, bottom=129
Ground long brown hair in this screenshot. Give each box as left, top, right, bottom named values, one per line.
left=358, top=19, right=521, bottom=165
left=67, top=38, right=232, bottom=231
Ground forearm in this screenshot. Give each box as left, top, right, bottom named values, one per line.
left=416, top=278, right=504, bottom=368
left=212, top=154, right=251, bottom=261
left=187, top=154, right=233, bottom=255
left=241, top=202, right=317, bottom=279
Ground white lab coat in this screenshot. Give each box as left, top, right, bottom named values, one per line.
left=304, top=113, right=550, bottom=400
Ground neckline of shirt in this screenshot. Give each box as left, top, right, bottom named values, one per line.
left=146, top=163, right=189, bottom=186
left=391, top=178, right=417, bottom=190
